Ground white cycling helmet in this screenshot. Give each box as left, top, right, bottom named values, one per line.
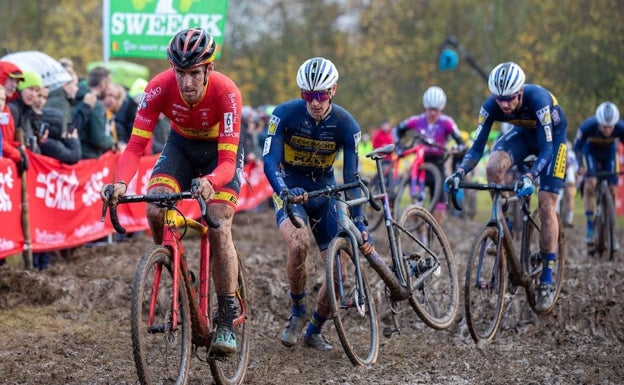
left=296, top=57, right=339, bottom=91
left=422, top=86, right=447, bottom=110
left=595, top=101, right=620, bottom=126
left=488, top=62, right=525, bottom=96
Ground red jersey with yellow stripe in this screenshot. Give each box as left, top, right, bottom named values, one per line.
left=116, top=68, right=242, bottom=188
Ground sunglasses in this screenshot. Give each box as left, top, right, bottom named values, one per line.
left=301, top=91, right=331, bottom=102
left=493, top=93, right=519, bottom=103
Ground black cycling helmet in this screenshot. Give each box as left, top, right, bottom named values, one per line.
left=167, top=28, right=217, bottom=69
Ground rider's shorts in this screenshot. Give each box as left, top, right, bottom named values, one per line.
left=272, top=176, right=338, bottom=251
left=493, top=125, right=567, bottom=194
left=582, top=143, right=619, bottom=185
left=149, top=131, right=243, bottom=209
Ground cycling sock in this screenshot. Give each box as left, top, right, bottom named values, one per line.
left=290, top=291, right=307, bottom=317
left=585, top=211, right=594, bottom=230
left=304, top=311, right=328, bottom=336
left=217, top=295, right=237, bottom=328
left=565, top=209, right=574, bottom=225
left=540, top=252, right=556, bottom=284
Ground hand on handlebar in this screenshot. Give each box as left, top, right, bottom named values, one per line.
left=286, top=187, right=308, bottom=204
left=515, top=175, right=535, bottom=197
left=444, top=170, right=465, bottom=193
left=192, top=178, right=215, bottom=202
left=100, top=182, right=127, bottom=204
left=359, top=231, right=375, bottom=256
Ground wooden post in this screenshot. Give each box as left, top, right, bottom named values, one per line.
left=14, top=129, right=33, bottom=270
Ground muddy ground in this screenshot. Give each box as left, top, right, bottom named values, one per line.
left=1, top=206, right=623, bottom=385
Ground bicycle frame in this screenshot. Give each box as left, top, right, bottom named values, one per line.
left=103, top=191, right=247, bottom=347
left=157, top=208, right=213, bottom=345
left=485, top=189, right=536, bottom=287
left=370, top=147, right=443, bottom=295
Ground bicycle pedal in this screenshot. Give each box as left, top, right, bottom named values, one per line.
left=382, top=326, right=397, bottom=338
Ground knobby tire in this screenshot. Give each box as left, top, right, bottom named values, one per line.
left=209, top=256, right=251, bottom=385
left=131, top=245, right=192, bottom=385
left=326, top=237, right=379, bottom=366
left=396, top=205, right=459, bottom=330
left=464, top=227, right=507, bottom=343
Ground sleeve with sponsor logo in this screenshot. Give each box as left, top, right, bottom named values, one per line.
left=262, top=109, right=288, bottom=193
left=117, top=76, right=167, bottom=183
left=529, top=100, right=555, bottom=179
left=206, top=82, right=242, bottom=188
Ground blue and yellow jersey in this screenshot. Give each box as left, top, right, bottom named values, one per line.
left=460, top=84, right=567, bottom=181
left=262, top=99, right=362, bottom=193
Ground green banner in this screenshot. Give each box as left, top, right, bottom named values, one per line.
left=106, top=0, right=228, bottom=60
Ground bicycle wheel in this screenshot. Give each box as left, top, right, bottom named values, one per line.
left=396, top=205, right=459, bottom=330
left=209, top=256, right=251, bottom=385
left=394, top=162, right=442, bottom=216
left=326, top=236, right=379, bottom=366
left=364, top=175, right=385, bottom=231
left=524, top=210, right=566, bottom=314
left=594, top=189, right=615, bottom=260
left=131, top=245, right=192, bottom=385
left=464, top=227, right=507, bottom=343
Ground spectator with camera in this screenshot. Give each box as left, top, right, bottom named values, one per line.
left=35, top=85, right=81, bottom=165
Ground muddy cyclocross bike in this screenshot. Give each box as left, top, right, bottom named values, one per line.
left=102, top=179, right=251, bottom=385
left=284, top=144, right=459, bottom=366
left=587, top=171, right=623, bottom=260
left=448, top=180, right=566, bottom=343
left=365, top=131, right=449, bottom=231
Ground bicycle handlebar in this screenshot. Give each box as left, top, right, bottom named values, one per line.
left=396, top=131, right=448, bottom=156
left=283, top=175, right=379, bottom=229
left=101, top=179, right=219, bottom=234
left=448, top=181, right=518, bottom=211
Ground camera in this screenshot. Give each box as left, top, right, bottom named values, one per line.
left=38, top=121, right=49, bottom=139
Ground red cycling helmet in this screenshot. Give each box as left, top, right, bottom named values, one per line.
left=167, top=28, right=217, bottom=69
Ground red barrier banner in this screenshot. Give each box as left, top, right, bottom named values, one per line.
left=0, top=150, right=274, bottom=259
left=27, top=151, right=118, bottom=252
left=0, top=157, right=24, bottom=257
left=237, top=161, right=274, bottom=212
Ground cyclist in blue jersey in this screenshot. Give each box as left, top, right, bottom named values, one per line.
left=573, top=101, right=624, bottom=248
left=444, top=62, right=568, bottom=312
left=263, top=57, right=373, bottom=351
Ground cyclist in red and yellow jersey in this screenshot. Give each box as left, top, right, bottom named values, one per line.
left=101, top=28, right=243, bottom=355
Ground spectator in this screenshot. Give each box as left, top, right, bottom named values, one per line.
left=115, top=78, right=147, bottom=151
left=241, top=105, right=261, bottom=164
left=0, top=87, right=27, bottom=176
left=75, top=66, right=114, bottom=159
left=0, top=61, right=24, bottom=103
left=9, top=69, right=42, bottom=153
left=372, top=120, right=394, bottom=151
left=36, top=85, right=82, bottom=165
left=102, top=82, right=126, bottom=151
left=46, top=63, right=79, bottom=133
left=151, top=114, right=170, bottom=154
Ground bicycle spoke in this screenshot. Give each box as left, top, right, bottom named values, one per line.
left=397, top=205, right=459, bottom=330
